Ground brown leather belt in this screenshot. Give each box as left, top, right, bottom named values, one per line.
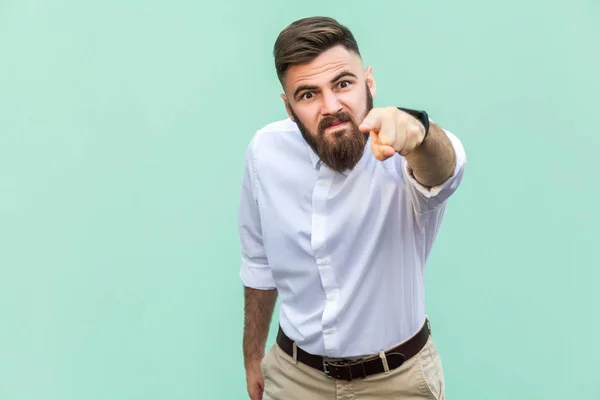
left=276, top=319, right=431, bottom=381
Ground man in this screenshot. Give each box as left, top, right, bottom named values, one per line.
left=238, top=16, right=466, bottom=400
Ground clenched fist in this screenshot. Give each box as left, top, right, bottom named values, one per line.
left=359, top=107, right=426, bottom=160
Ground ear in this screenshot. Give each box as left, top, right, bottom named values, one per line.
left=365, top=66, right=376, bottom=98
left=280, top=93, right=296, bottom=122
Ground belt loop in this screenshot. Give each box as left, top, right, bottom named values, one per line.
left=292, top=342, right=298, bottom=364
left=378, top=351, right=390, bottom=374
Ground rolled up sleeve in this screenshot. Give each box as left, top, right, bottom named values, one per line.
left=238, top=138, right=276, bottom=290
left=401, top=128, right=467, bottom=213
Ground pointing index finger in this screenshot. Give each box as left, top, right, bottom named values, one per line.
left=359, top=109, right=382, bottom=133
left=370, top=132, right=395, bottom=160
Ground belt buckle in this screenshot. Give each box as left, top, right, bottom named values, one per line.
left=322, top=357, right=357, bottom=380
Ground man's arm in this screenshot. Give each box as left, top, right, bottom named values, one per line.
left=360, top=107, right=458, bottom=187
left=239, top=135, right=279, bottom=399
left=360, top=107, right=466, bottom=213
left=404, top=122, right=456, bottom=187
left=243, top=287, right=278, bottom=369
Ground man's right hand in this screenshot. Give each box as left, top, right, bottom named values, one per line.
left=246, top=362, right=265, bottom=400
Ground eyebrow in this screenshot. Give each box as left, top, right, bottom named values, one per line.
left=293, top=71, right=358, bottom=100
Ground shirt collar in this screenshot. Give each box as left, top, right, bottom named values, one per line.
left=308, top=148, right=324, bottom=172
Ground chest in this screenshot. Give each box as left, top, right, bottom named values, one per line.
left=255, top=158, right=405, bottom=261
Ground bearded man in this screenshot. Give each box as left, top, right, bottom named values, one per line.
left=238, top=16, right=467, bottom=400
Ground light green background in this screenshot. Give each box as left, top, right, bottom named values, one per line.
left=1, top=1, right=599, bottom=399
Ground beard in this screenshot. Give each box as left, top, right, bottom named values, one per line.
left=290, top=85, right=374, bottom=173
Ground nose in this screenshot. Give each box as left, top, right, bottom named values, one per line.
left=320, top=90, right=342, bottom=115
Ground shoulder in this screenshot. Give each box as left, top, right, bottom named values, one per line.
left=251, top=117, right=299, bottom=144
left=247, top=117, right=304, bottom=158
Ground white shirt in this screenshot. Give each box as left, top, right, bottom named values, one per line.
left=238, top=117, right=467, bottom=358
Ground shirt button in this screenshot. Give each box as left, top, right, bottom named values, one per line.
left=327, top=296, right=335, bottom=301
left=318, top=259, right=327, bottom=265
left=319, top=181, right=327, bottom=187
left=325, top=329, right=333, bottom=335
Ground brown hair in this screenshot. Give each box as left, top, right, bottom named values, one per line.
left=273, top=17, right=361, bottom=85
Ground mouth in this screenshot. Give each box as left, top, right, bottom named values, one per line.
left=325, top=121, right=348, bottom=131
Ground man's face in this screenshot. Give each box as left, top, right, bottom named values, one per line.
left=281, top=45, right=376, bottom=173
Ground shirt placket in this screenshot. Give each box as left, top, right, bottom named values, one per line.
left=311, top=167, right=340, bottom=356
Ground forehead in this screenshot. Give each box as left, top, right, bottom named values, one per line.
left=284, top=45, right=363, bottom=92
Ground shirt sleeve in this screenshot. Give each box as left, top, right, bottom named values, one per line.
left=238, top=136, right=277, bottom=290
left=400, top=127, right=467, bottom=214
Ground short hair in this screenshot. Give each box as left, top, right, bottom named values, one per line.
left=273, top=17, right=361, bottom=85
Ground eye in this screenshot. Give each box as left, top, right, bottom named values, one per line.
left=338, top=80, right=352, bottom=89
left=301, top=92, right=314, bottom=100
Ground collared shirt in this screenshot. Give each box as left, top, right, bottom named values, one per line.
left=238, top=117, right=467, bottom=358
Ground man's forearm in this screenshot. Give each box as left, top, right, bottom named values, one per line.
left=405, top=122, right=456, bottom=187
left=243, top=287, right=278, bottom=369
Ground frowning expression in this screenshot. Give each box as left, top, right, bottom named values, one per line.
left=281, top=45, right=376, bottom=172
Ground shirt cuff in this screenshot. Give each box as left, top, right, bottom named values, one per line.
left=239, top=257, right=276, bottom=290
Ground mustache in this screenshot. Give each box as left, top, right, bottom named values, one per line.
left=318, top=112, right=355, bottom=132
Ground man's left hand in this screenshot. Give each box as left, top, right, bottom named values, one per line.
left=359, top=107, right=426, bottom=161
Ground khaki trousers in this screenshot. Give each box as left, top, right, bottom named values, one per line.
left=261, top=335, right=445, bottom=400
